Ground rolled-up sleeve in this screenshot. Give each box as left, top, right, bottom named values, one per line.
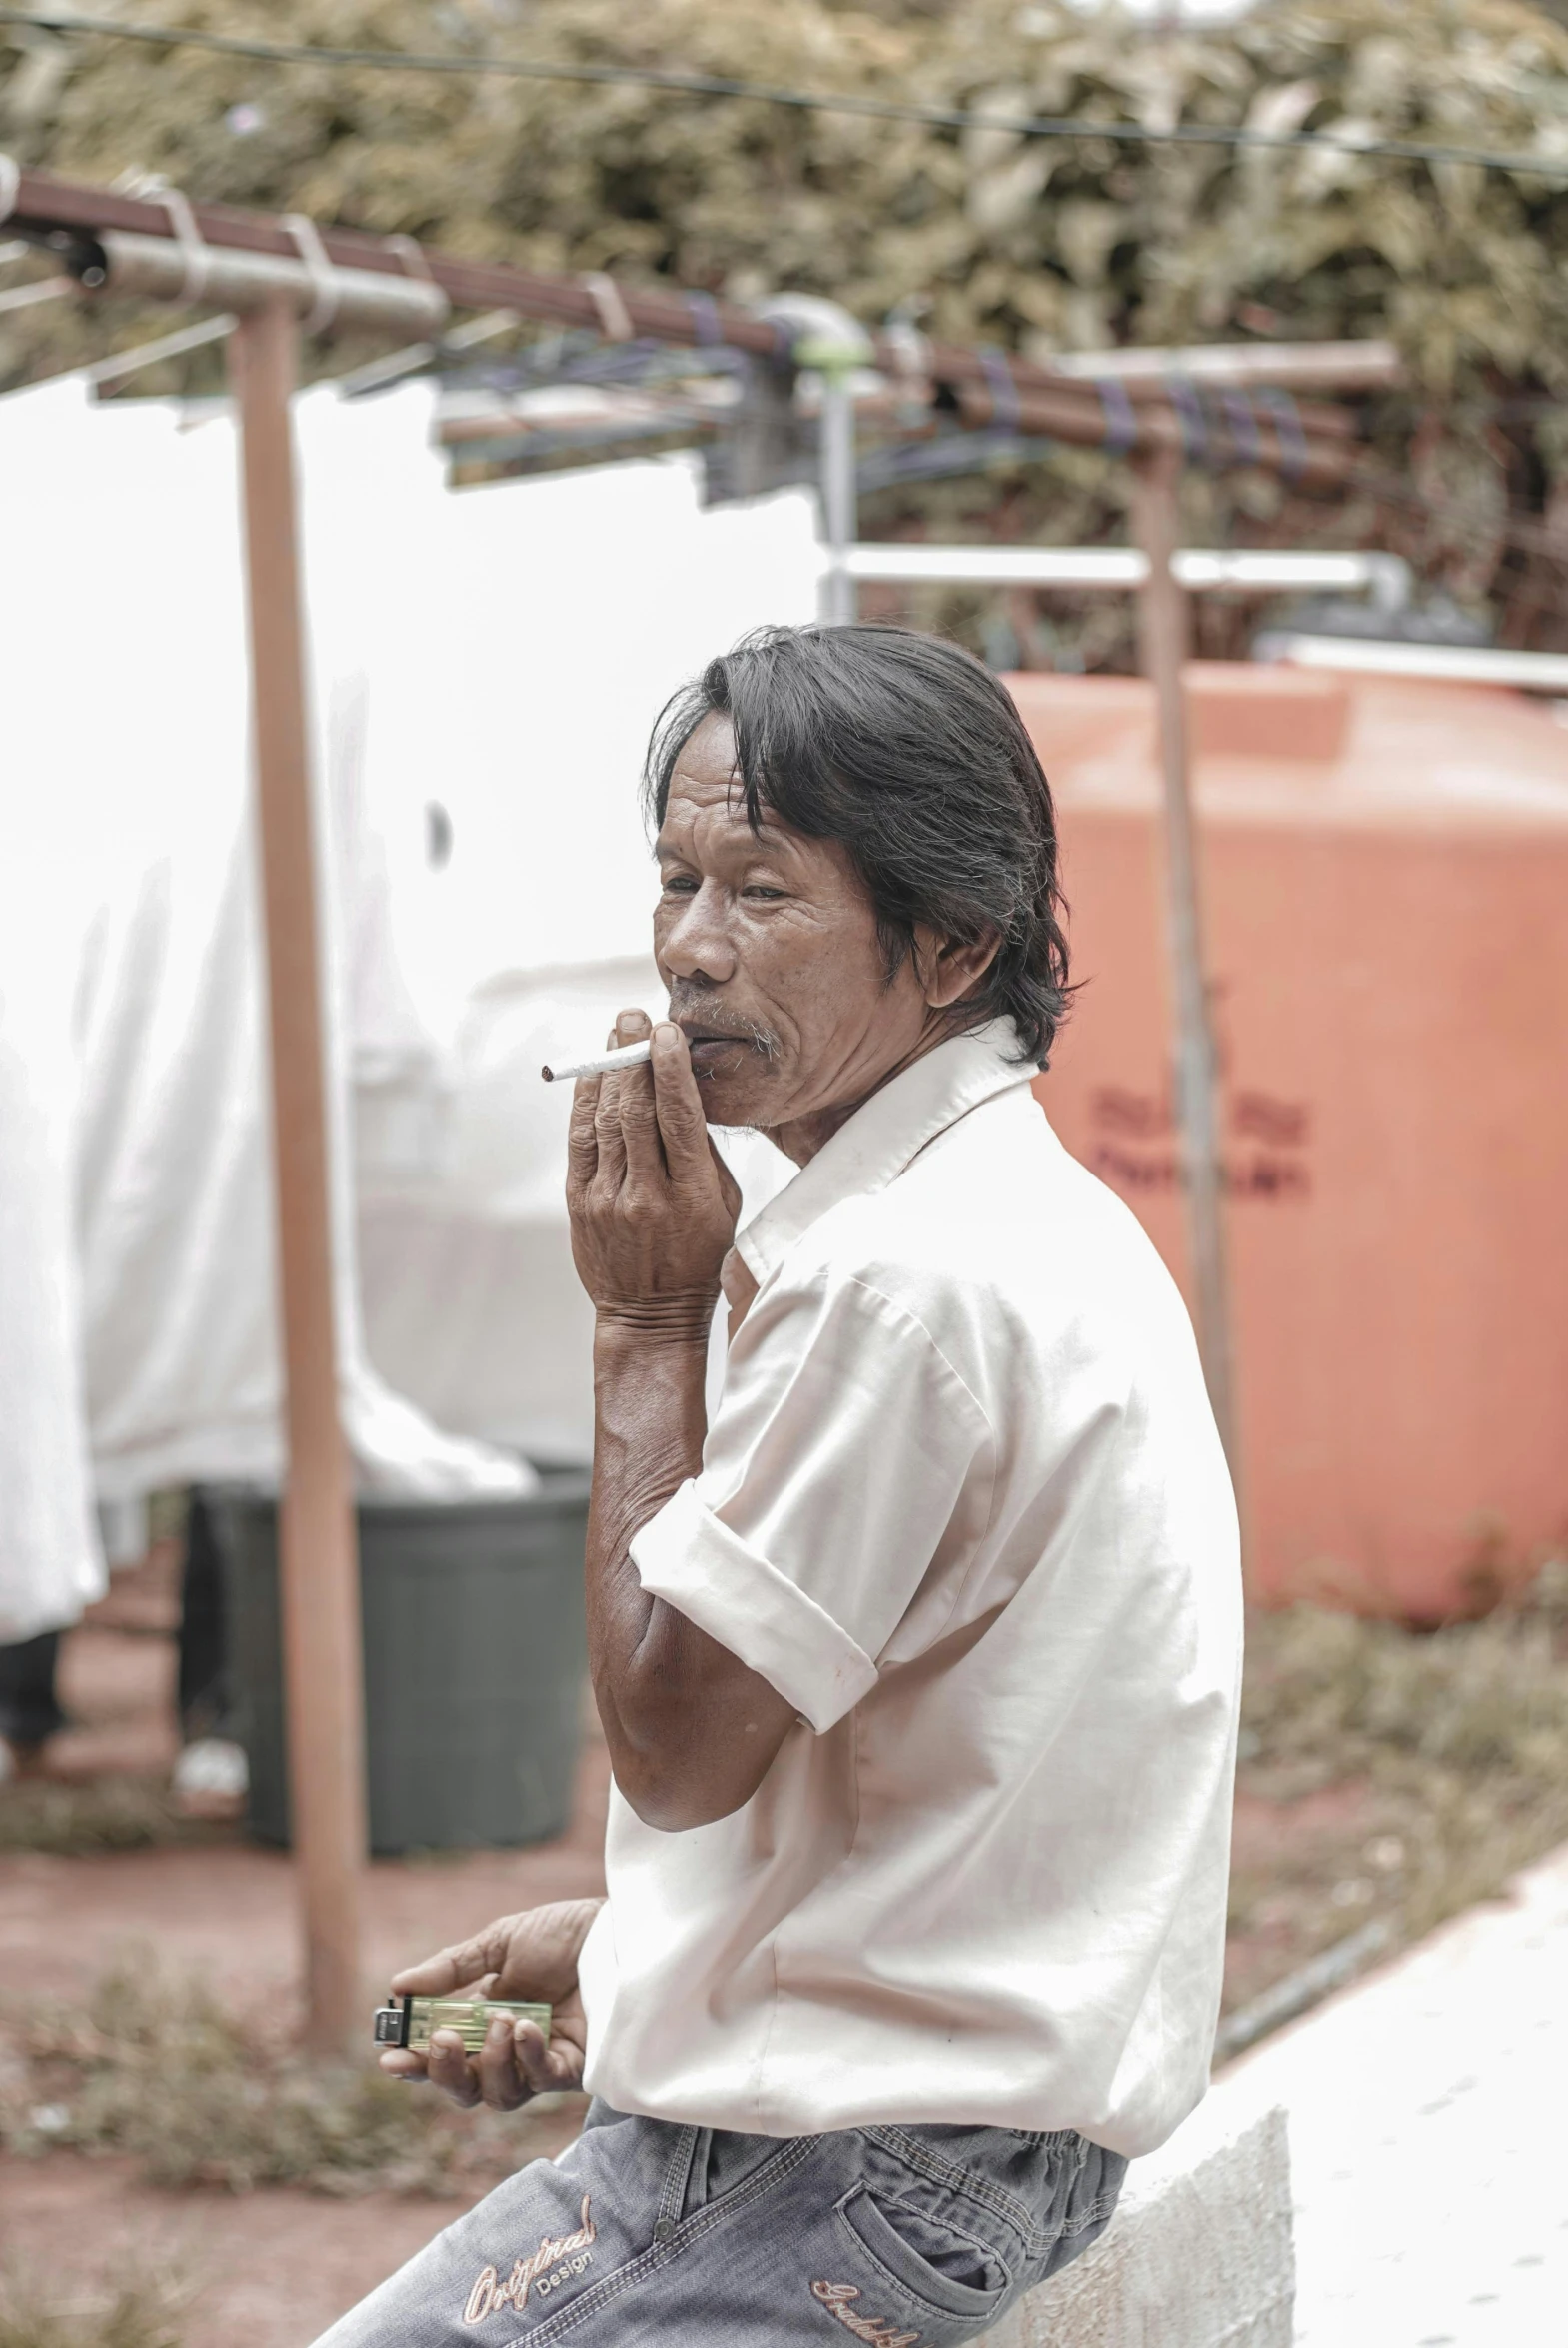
left=630, top=1268, right=993, bottom=1732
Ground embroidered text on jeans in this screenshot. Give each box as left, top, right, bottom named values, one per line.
left=463, top=2198, right=597, bottom=2323
left=810, top=2279, right=922, bottom=2347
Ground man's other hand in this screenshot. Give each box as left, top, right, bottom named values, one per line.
left=378, top=1898, right=602, bottom=2111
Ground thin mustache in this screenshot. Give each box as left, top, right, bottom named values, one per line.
left=666, top=995, right=781, bottom=1059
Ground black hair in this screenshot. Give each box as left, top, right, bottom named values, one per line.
left=644, top=624, right=1071, bottom=1068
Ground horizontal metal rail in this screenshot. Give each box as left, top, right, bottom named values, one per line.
left=0, top=159, right=1392, bottom=475
left=1255, top=633, right=1568, bottom=693
left=1051, top=342, right=1399, bottom=398
left=87, top=311, right=235, bottom=385
left=846, top=544, right=1412, bottom=602
left=0, top=273, right=71, bottom=313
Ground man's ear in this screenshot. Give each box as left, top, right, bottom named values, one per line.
left=913, top=924, right=1002, bottom=1010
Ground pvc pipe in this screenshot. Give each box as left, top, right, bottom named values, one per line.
left=1179, top=550, right=1410, bottom=606
left=101, top=231, right=449, bottom=334
left=5, top=160, right=1394, bottom=439
left=847, top=545, right=1147, bottom=587
left=1050, top=339, right=1402, bottom=394
left=88, top=312, right=235, bottom=385
left=844, top=544, right=1412, bottom=603
left=332, top=305, right=521, bottom=399
left=1257, top=634, right=1568, bottom=692
left=1131, top=450, right=1240, bottom=1491
left=819, top=370, right=858, bottom=626
left=0, top=275, right=72, bottom=315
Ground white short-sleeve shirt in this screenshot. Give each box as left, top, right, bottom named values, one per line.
left=578, top=1021, right=1241, bottom=2158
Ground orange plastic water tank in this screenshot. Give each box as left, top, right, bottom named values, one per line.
left=1009, top=662, right=1568, bottom=1617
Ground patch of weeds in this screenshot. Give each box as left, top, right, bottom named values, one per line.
left=1229, top=1558, right=1568, bottom=2010
left=0, top=1953, right=578, bottom=2196
left=0, top=2262, right=187, bottom=2348
left=145, top=1489, right=189, bottom=1549
left=0, top=1777, right=235, bottom=1857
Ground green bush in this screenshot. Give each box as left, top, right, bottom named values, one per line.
left=7, top=2, right=1568, bottom=654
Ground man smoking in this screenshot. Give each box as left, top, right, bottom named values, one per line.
left=319, top=625, right=1241, bottom=2346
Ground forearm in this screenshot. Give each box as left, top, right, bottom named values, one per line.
left=568, top=1016, right=795, bottom=1828
left=587, top=1312, right=794, bottom=1829
left=586, top=1312, right=713, bottom=1809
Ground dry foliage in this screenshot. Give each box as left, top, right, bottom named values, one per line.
left=0, top=1952, right=581, bottom=2195
left=6, top=0, right=1568, bottom=375
left=1226, top=1558, right=1568, bottom=2008
left=5, top=3, right=1568, bottom=652
left=0, top=2264, right=187, bottom=2348
left=1, top=1571, right=1566, bottom=2182
left=0, top=1775, right=232, bottom=1857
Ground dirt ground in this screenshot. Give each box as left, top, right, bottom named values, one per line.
left=0, top=1553, right=609, bottom=2345
left=4, top=1547, right=1565, bottom=2345
left=0, top=2153, right=467, bottom=2344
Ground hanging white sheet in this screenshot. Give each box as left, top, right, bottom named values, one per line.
left=0, top=374, right=525, bottom=1519
left=342, top=429, right=818, bottom=1460
left=0, top=368, right=820, bottom=1614
left=0, top=810, right=104, bottom=1639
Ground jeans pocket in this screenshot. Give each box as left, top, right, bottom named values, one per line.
left=833, top=2184, right=1009, bottom=2325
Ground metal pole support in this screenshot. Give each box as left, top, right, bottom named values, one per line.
left=1130, top=447, right=1240, bottom=1488
left=230, top=299, right=368, bottom=2050
left=819, top=366, right=857, bottom=626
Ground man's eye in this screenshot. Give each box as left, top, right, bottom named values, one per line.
left=661, top=874, right=699, bottom=895
left=742, top=885, right=786, bottom=902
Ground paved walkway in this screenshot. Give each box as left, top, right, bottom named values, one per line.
left=1223, top=1839, right=1568, bottom=2346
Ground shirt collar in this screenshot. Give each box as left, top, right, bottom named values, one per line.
left=732, top=1018, right=1034, bottom=1290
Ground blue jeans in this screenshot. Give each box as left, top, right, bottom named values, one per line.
left=314, top=2099, right=1126, bottom=2345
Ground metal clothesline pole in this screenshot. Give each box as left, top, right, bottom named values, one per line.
left=229, top=297, right=368, bottom=2050
left=820, top=367, right=858, bottom=626
left=1130, top=446, right=1240, bottom=1496
left=842, top=543, right=1412, bottom=600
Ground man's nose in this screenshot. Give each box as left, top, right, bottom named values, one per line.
left=660, top=879, right=738, bottom=983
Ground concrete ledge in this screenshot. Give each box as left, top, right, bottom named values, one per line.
left=978, top=2102, right=1293, bottom=2348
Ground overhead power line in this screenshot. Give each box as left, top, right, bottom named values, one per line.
left=4, top=6, right=1568, bottom=184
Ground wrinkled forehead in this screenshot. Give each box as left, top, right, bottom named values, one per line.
left=662, top=710, right=741, bottom=808
left=656, top=714, right=786, bottom=856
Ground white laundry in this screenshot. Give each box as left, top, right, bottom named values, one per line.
left=0, top=801, right=104, bottom=1640
left=357, top=957, right=795, bottom=1461
left=0, top=373, right=525, bottom=1520
left=344, top=434, right=820, bottom=1460
left=0, top=366, right=823, bottom=1622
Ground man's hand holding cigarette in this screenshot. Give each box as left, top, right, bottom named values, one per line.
left=562, top=1006, right=794, bottom=1833
left=564, top=1012, right=740, bottom=1340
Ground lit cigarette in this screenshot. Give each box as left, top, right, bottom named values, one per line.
left=540, top=1039, right=655, bottom=1083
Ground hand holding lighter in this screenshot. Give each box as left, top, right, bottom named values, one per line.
left=373, top=1993, right=553, bottom=2056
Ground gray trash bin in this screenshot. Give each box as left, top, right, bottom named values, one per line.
left=213, top=1470, right=590, bottom=1855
